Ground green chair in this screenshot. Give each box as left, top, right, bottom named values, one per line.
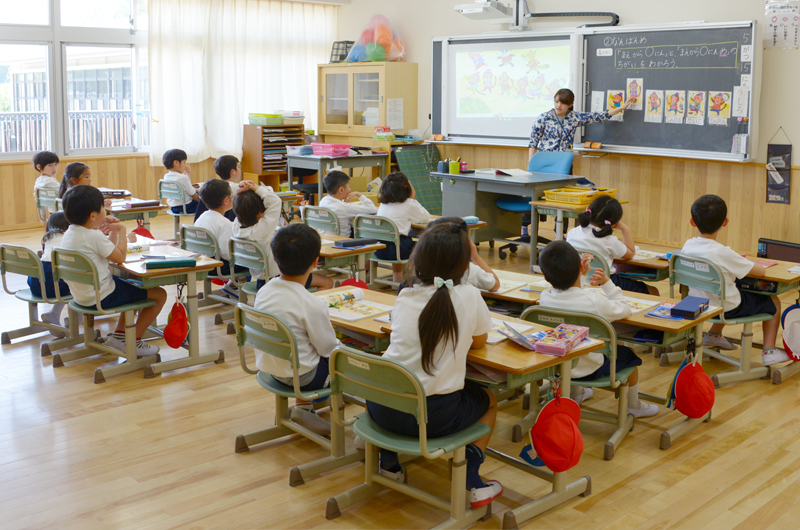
left=302, top=205, right=340, bottom=235
left=233, top=304, right=362, bottom=486
left=34, top=187, right=59, bottom=223
left=50, top=248, right=160, bottom=383
left=669, top=252, right=773, bottom=387
left=225, top=237, right=273, bottom=334
left=571, top=246, right=610, bottom=277
left=325, top=345, right=494, bottom=528
left=522, top=306, right=636, bottom=460
left=0, top=244, right=84, bottom=356
left=159, top=179, right=195, bottom=241
left=354, top=214, right=407, bottom=290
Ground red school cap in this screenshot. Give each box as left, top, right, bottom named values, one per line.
left=674, top=362, right=715, bottom=419
left=530, top=396, right=583, bottom=473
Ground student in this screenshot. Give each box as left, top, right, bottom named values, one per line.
left=58, top=162, right=91, bottom=198
left=162, top=149, right=200, bottom=214
left=374, top=171, right=431, bottom=283
left=253, top=223, right=338, bottom=435
left=27, top=212, right=71, bottom=335
left=681, top=194, right=788, bottom=365
left=566, top=195, right=658, bottom=295
left=317, top=170, right=377, bottom=237
left=367, top=223, right=503, bottom=508
left=193, top=155, right=242, bottom=223
left=428, top=217, right=500, bottom=292
left=60, top=185, right=166, bottom=356
left=231, top=180, right=283, bottom=289
left=32, top=150, right=60, bottom=225
left=538, top=241, right=659, bottom=418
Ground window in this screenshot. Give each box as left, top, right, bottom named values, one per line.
left=0, top=0, right=148, bottom=157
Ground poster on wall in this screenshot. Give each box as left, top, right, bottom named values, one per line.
left=766, top=140, right=792, bottom=204
left=765, top=1, right=800, bottom=48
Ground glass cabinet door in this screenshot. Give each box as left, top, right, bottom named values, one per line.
left=325, top=73, right=349, bottom=126
left=354, top=72, right=380, bottom=127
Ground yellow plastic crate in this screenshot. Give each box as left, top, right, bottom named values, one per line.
left=543, top=186, right=617, bottom=205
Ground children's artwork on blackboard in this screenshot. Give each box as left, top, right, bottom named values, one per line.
left=665, top=90, right=685, bottom=124
left=607, top=90, right=625, bottom=121
left=645, top=90, right=663, bottom=123
left=766, top=140, right=791, bottom=204
left=627, top=78, right=643, bottom=110
left=686, top=91, right=706, bottom=125
left=708, top=91, right=731, bottom=125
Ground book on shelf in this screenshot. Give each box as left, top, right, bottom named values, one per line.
left=486, top=318, right=534, bottom=345
left=466, top=361, right=507, bottom=384
left=323, top=288, right=392, bottom=322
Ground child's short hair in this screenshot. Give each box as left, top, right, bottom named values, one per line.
left=214, top=155, right=239, bottom=180
left=162, top=149, right=187, bottom=170
left=62, top=185, right=104, bottom=226
left=576, top=195, right=622, bottom=238
left=379, top=171, right=412, bottom=204
left=59, top=162, right=90, bottom=198
left=539, top=240, right=581, bottom=291
left=271, top=224, right=320, bottom=276
left=691, top=194, right=727, bottom=234
left=32, top=151, right=59, bottom=172
left=198, top=179, right=232, bottom=210
left=233, top=190, right=265, bottom=228
left=324, top=170, right=350, bottom=195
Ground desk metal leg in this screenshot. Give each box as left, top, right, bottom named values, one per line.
left=357, top=254, right=366, bottom=283
left=144, top=271, right=224, bottom=377
left=142, top=211, right=152, bottom=231
left=554, top=210, right=564, bottom=240
left=530, top=203, right=540, bottom=273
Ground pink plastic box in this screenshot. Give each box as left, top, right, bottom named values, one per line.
left=312, top=143, right=351, bottom=157
left=533, top=324, right=590, bottom=356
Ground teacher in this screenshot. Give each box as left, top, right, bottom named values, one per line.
left=528, top=88, right=633, bottom=161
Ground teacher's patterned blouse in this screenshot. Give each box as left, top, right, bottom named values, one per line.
left=528, top=109, right=612, bottom=152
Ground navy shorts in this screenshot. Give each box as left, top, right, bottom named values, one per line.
left=367, top=379, right=491, bottom=438
left=610, top=273, right=650, bottom=294
left=575, top=345, right=642, bottom=381
left=724, top=283, right=777, bottom=319
left=27, top=261, right=70, bottom=299
left=171, top=199, right=198, bottom=215
left=373, top=234, right=415, bottom=261
left=87, top=276, right=148, bottom=310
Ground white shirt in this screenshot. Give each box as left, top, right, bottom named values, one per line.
left=60, top=225, right=117, bottom=306
left=462, top=263, right=497, bottom=291
left=539, top=281, right=631, bottom=378
left=382, top=284, right=493, bottom=396
left=232, top=186, right=282, bottom=279
left=253, top=277, right=339, bottom=379
left=318, top=194, right=377, bottom=237
left=163, top=171, right=196, bottom=207
left=195, top=209, right=234, bottom=260
left=376, top=199, right=431, bottom=236
left=566, top=225, right=629, bottom=274
left=42, top=232, right=64, bottom=262
left=680, top=237, right=755, bottom=311
left=34, top=175, right=60, bottom=190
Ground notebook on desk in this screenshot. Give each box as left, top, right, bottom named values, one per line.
left=476, top=168, right=532, bottom=177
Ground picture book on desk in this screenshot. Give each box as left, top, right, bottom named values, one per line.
left=499, top=322, right=590, bottom=356
left=645, top=302, right=683, bottom=321
left=482, top=280, right=527, bottom=295
left=486, top=318, right=534, bottom=345
left=323, top=288, right=392, bottom=321
left=520, top=278, right=552, bottom=293
left=582, top=287, right=659, bottom=314
left=630, top=249, right=662, bottom=261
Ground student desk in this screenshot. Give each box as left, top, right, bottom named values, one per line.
left=319, top=235, right=385, bottom=283
left=286, top=153, right=388, bottom=199
left=107, top=202, right=169, bottom=231
left=317, top=287, right=605, bottom=528
left=530, top=199, right=629, bottom=241
left=111, top=238, right=226, bottom=378
left=433, top=171, right=579, bottom=273
left=410, top=215, right=488, bottom=233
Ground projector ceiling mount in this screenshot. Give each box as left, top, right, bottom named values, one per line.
left=454, top=0, right=619, bottom=31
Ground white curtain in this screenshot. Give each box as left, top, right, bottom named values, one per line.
left=149, top=0, right=337, bottom=164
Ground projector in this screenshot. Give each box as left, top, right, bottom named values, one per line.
left=454, top=1, right=512, bottom=20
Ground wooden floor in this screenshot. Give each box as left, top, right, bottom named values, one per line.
left=1, top=215, right=799, bottom=530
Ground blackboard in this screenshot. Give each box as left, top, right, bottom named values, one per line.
left=580, top=22, right=757, bottom=161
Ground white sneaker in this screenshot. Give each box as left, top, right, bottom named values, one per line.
left=104, top=335, right=126, bottom=352
left=628, top=402, right=660, bottom=418
left=763, top=348, right=791, bottom=366
left=570, top=387, right=593, bottom=405
left=134, top=339, right=160, bottom=357
left=41, top=313, right=66, bottom=339
left=221, top=281, right=239, bottom=300
left=353, top=435, right=366, bottom=450
left=469, top=480, right=503, bottom=509
left=703, top=333, right=737, bottom=350
left=291, top=407, right=331, bottom=436
left=379, top=464, right=407, bottom=483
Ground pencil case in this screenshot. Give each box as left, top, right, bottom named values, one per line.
left=670, top=296, right=709, bottom=319
left=145, top=258, right=197, bottom=269
left=333, top=238, right=379, bottom=248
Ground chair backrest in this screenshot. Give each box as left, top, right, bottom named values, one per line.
left=234, top=303, right=323, bottom=401
left=0, top=244, right=50, bottom=300
left=54, top=198, right=64, bottom=212
left=329, top=345, right=446, bottom=458
left=528, top=151, right=574, bottom=175
left=303, top=206, right=340, bottom=235
left=571, top=246, right=610, bottom=276
left=521, top=306, right=622, bottom=386
left=181, top=225, right=224, bottom=277
left=354, top=214, right=402, bottom=261
left=230, top=237, right=271, bottom=279
left=158, top=179, right=188, bottom=214
left=35, top=187, right=60, bottom=211
left=51, top=248, right=109, bottom=311
left=668, top=252, right=726, bottom=320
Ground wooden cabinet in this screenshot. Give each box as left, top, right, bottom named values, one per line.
left=241, top=124, right=308, bottom=188
left=317, top=62, right=417, bottom=140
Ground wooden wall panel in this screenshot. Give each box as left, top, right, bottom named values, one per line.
left=0, top=154, right=215, bottom=231
left=435, top=144, right=798, bottom=254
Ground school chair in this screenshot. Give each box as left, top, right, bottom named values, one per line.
left=354, top=214, right=407, bottom=290
left=325, top=344, right=494, bottom=528
left=571, top=246, right=610, bottom=276
left=495, top=151, right=574, bottom=260
left=669, top=252, right=773, bottom=387
left=159, top=179, right=195, bottom=241
left=34, top=187, right=59, bottom=223
left=303, top=206, right=359, bottom=278
left=233, top=304, right=362, bottom=486
left=0, top=244, right=85, bottom=356
left=50, top=248, right=160, bottom=383
left=225, top=236, right=273, bottom=335
left=522, top=306, right=636, bottom=460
